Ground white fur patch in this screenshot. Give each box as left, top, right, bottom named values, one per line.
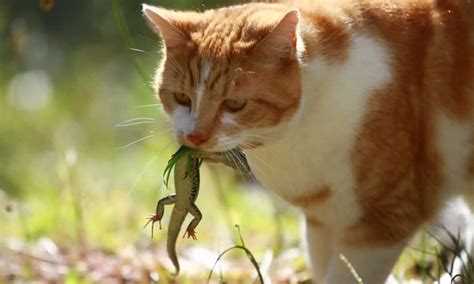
left=142, top=4, right=158, bottom=15
left=246, top=34, right=392, bottom=229
left=220, top=113, right=237, bottom=126
left=201, top=59, right=212, bottom=80
left=214, top=136, right=245, bottom=152
left=195, top=60, right=212, bottom=114
left=435, top=113, right=473, bottom=194
left=173, top=106, right=195, bottom=136
left=295, top=21, right=306, bottom=64
left=195, top=84, right=205, bottom=114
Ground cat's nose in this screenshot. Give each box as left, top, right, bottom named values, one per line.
left=187, top=133, right=210, bottom=147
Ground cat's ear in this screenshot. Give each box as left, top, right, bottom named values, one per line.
left=256, top=10, right=300, bottom=59
left=142, top=4, right=188, bottom=50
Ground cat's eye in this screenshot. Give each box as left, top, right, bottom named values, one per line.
left=224, top=99, right=247, bottom=112
left=173, top=92, right=191, bottom=106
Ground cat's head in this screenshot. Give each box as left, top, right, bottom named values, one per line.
left=143, top=3, right=303, bottom=152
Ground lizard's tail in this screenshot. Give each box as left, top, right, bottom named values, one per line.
left=167, top=208, right=187, bottom=276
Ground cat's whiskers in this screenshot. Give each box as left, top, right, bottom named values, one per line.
left=213, top=136, right=240, bottom=151
left=116, top=121, right=156, bottom=127
left=229, top=150, right=258, bottom=183
left=134, top=103, right=162, bottom=108
left=116, top=134, right=155, bottom=150
left=225, top=151, right=247, bottom=181
left=128, top=141, right=174, bottom=195
left=236, top=134, right=276, bottom=144
left=116, top=117, right=155, bottom=125
left=229, top=150, right=249, bottom=172
left=129, top=47, right=159, bottom=58
left=163, top=126, right=174, bottom=133
left=247, top=149, right=298, bottom=194
left=241, top=143, right=294, bottom=189
left=116, top=116, right=174, bottom=136
left=215, top=133, right=273, bottom=150
left=232, top=146, right=269, bottom=184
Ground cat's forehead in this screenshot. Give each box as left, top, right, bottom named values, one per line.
left=192, top=58, right=254, bottom=88
left=188, top=4, right=289, bottom=58
left=158, top=3, right=297, bottom=96
left=187, top=55, right=242, bottom=98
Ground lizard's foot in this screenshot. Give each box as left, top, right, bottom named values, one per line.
left=144, top=214, right=162, bottom=238
left=183, top=229, right=198, bottom=240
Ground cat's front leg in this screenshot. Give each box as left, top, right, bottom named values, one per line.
left=325, top=243, right=405, bottom=284
left=305, top=218, right=333, bottom=283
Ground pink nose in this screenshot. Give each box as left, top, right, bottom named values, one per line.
left=187, top=133, right=210, bottom=147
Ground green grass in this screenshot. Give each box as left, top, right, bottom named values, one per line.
left=208, top=225, right=264, bottom=283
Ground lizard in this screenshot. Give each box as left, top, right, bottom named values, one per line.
left=144, top=146, right=251, bottom=275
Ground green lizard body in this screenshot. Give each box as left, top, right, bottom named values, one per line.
left=145, top=146, right=250, bottom=275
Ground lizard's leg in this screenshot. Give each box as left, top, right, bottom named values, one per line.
left=183, top=203, right=202, bottom=240
left=144, top=194, right=176, bottom=237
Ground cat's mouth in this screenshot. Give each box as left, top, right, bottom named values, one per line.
left=186, top=142, right=237, bottom=153
left=177, top=131, right=265, bottom=152
left=181, top=138, right=248, bottom=153
left=178, top=135, right=227, bottom=152
left=195, top=140, right=263, bottom=152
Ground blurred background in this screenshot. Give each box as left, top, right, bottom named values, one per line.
left=0, top=1, right=463, bottom=283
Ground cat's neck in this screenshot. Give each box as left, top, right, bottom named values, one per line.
left=245, top=14, right=392, bottom=201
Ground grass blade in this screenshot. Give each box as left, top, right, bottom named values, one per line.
left=207, top=226, right=264, bottom=283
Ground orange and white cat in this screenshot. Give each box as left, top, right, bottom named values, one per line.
left=143, top=0, right=474, bottom=282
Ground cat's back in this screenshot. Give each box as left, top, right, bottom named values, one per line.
left=289, top=0, right=474, bottom=123
left=356, top=0, right=474, bottom=118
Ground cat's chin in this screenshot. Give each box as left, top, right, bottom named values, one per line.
left=177, top=141, right=232, bottom=153
left=199, top=145, right=238, bottom=153
left=209, top=142, right=265, bottom=152
left=176, top=135, right=266, bottom=152
left=186, top=143, right=252, bottom=153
